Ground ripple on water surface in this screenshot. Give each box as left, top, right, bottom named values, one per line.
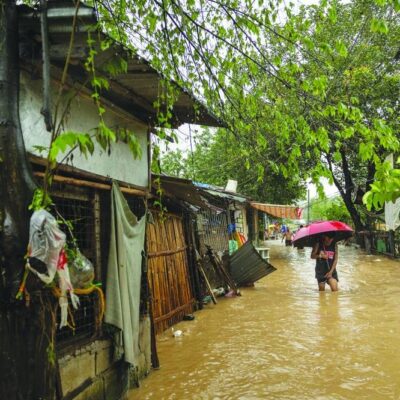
left=129, top=242, right=400, bottom=400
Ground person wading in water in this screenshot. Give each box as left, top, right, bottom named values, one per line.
left=311, top=232, right=338, bottom=292
left=282, top=227, right=293, bottom=246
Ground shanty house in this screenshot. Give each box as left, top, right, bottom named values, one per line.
left=195, top=183, right=252, bottom=253
left=16, top=1, right=218, bottom=399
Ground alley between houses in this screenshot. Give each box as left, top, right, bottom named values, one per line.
left=129, top=242, right=400, bottom=400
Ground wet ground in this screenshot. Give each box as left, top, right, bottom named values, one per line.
left=129, top=242, right=400, bottom=399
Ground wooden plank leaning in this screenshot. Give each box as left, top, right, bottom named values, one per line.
left=206, top=246, right=240, bottom=296
left=195, top=250, right=217, bottom=305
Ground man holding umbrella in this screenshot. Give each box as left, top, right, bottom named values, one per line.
left=311, top=232, right=339, bottom=292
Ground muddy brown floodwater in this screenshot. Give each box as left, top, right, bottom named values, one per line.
left=129, top=242, right=400, bottom=400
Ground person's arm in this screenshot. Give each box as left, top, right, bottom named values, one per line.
left=311, top=243, right=320, bottom=259
left=325, top=243, right=338, bottom=278
left=312, top=243, right=328, bottom=260
left=330, top=244, right=339, bottom=273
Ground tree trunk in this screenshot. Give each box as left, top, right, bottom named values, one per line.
left=328, top=151, right=366, bottom=232
left=0, top=2, right=57, bottom=399
left=341, top=190, right=365, bottom=231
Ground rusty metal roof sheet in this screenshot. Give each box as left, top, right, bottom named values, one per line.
left=229, top=242, right=276, bottom=285
left=18, top=1, right=222, bottom=128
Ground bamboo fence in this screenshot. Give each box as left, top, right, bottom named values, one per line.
left=147, top=212, right=195, bottom=334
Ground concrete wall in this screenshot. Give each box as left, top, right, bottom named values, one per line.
left=19, top=72, right=149, bottom=188
left=59, top=316, right=152, bottom=400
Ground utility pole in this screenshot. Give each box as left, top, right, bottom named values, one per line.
left=307, top=189, right=310, bottom=225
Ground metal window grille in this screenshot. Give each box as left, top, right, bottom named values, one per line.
left=197, top=210, right=229, bottom=254
left=394, top=230, right=400, bottom=257
left=52, top=192, right=95, bottom=261
left=51, top=188, right=100, bottom=348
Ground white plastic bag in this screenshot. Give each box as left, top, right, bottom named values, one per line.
left=27, top=209, right=79, bottom=328
left=28, top=209, right=66, bottom=284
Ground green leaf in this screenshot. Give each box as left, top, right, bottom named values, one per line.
left=92, top=76, right=110, bottom=90
left=370, top=18, right=389, bottom=34
left=327, top=6, right=337, bottom=23
left=335, top=40, right=348, bottom=57
left=29, top=188, right=53, bottom=211
left=359, top=142, right=375, bottom=161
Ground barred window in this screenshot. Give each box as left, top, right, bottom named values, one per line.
left=51, top=186, right=101, bottom=350
left=197, top=209, right=229, bottom=254
left=43, top=182, right=147, bottom=350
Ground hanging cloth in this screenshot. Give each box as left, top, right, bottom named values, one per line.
left=384, top=154, right=400, bottom=231
left=105, top=182, right=146, bottom=366
left=385, top=200, right=400, bottom=230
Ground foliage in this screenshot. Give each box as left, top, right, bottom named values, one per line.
left=91, top=0, right=399, bottom=229
left=309, top=195, right=352, bottom=225
left=16, top=1, right=400, bottom=215
left=161, top=148, right=187, bottom=178
left=363, top=157, right=400, bottom=210
left=29, top=188, right=53, bottom=211
left=161, top=127, right=307, bottom=204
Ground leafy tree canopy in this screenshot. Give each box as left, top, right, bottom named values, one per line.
left=308, top=195, right=352, bottom=225
left=161, top=127, right=307, bottom=204
left=23, top=0, right=399, bottom=224
left=93, top=0, right=398, bottom=224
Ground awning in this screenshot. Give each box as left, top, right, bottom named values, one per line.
left=251, top=202, right=303, bottom=219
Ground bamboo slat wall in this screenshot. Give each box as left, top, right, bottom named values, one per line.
left=147, top=212, right=195, bottom=334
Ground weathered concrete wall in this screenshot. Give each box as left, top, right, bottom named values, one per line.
left=59, top=317, right=152, bottom=400
left=19, top=72, right=149, bottom=188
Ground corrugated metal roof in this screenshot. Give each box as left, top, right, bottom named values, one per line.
left=229, top=241, right=276, bottom=285
left=204, top=189, right=249, bottom=203
left=18, top=1, right=221, bottom=128
left=193, top=183, right=250, bottom=205
left=153, top=174, right=214, bottom=209
left=251, top=202, right=303, bottom=219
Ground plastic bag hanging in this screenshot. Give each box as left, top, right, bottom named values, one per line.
left=27, top=209, right=66, bottom=284
left=69, top=250, right=95, bottom=289
left=57, top=249, right=79, bottom=328
left=26, top=209, right=79, bottom=328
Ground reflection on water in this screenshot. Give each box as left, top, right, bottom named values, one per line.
left=129, top=243, right=400, bottom=400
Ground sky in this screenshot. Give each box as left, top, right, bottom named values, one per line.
left=307, top=178, right=338, bottom=200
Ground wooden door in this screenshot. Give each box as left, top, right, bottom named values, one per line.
left=146, top=212, right=195, bottom=334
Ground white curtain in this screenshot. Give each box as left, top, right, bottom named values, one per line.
left=384, top=154, right=400, bottom=230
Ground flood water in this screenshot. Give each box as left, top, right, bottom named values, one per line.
left=129, top=242, right=400, bottom=399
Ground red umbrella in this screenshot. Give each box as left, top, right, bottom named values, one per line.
left=292, top=220, right=354, bottom=248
